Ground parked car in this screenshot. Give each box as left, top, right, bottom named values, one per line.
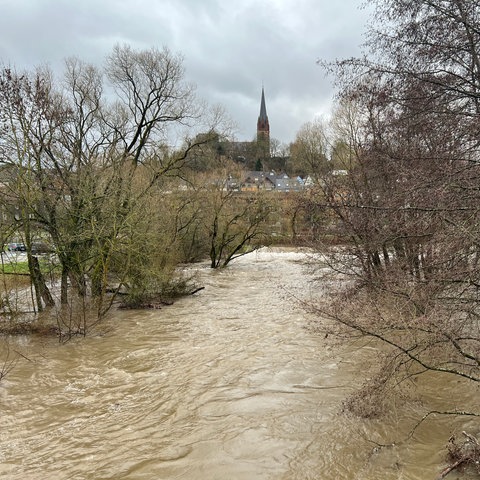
left=7, top=242, right=26, bottom=252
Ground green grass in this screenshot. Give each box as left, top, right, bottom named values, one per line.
left=1, top=262, right=31, bottom=275
left=0, top=259, right=60, bottom=275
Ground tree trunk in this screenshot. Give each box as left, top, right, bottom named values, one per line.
left=29, top=255, right=55, bottom=308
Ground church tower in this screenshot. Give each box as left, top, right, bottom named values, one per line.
left=257, top=86, right=270, bottom=142
left=256, top=86, right=270, bottom=161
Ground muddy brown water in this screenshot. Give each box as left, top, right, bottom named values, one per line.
left=0, top=248, right=478, bottom=479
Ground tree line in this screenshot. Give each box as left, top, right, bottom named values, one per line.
left=0, top=45, right=277, bottom=334
left=300, top=0, right=480, bottom=473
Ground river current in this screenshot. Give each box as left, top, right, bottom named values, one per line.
left=0, top=248, right=478, bottom=479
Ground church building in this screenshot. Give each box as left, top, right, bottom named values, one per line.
left=224, top=86, right=288, bottom=171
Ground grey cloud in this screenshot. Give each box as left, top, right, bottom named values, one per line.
left=0, top=0, right=369, bottom=143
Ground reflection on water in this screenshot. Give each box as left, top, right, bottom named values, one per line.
left=0, top=247, right=477, bottom=479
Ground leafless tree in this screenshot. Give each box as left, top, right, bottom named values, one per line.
left=312, top=0, right=480, bottom=438
left=289, top=118, right=331, bottom=180
left=0, top=45, right=224, bottom=327
left=181, top=152, right=272, bottom=268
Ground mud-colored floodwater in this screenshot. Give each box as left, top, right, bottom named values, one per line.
left=0, top=248, right=478, bottom=479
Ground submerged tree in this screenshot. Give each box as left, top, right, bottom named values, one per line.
left=313, top=0, right=480, bottom=448
left=180, top=147, right=272, bottom=269
left=0, top=45, right=223, bottom=326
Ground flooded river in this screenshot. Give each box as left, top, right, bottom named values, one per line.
left=0, top=248, right=478, bottom=479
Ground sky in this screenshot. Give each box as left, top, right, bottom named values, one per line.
left=0, top=0, right=372, bottom=146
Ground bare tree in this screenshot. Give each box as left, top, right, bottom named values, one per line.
left=180, top=152, right=272, bottom=268
left=0, top=45, right=225, bottom=328
left=289, top=118, right=331, bottom=179
left=311, top=1, right=480, bottom=452
left=205, top=187, right=272, bottom=268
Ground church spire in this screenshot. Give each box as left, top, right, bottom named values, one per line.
left=257, top=86, right=270, bottom=142
left=259, top=86, right=268, bottom=122
left=256, top=86, right=270, bottom=164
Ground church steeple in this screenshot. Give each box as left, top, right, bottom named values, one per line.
left=257, top=86, right=270, bottom=141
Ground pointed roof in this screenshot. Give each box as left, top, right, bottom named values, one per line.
left=259, top=87, right=268, bottom=121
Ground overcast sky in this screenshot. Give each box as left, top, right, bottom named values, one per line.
left=0, top=0, right=371, bottom=145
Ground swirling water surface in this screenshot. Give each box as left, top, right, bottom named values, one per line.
left=0, top=248, right=477, bottom=479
